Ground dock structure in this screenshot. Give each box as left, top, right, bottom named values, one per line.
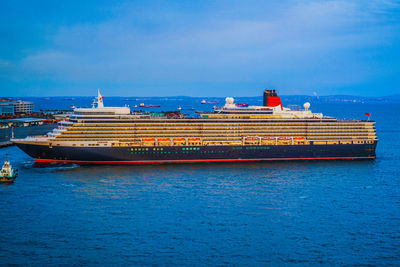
left=0, top=141, right=14, bottom=148
left=1, top=118, right=46, bottom=127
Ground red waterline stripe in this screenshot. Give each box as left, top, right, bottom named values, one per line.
left=34, top=156, right=375, bottom=164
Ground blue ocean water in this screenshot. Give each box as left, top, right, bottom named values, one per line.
left=0, top=99, right=399, bottom=265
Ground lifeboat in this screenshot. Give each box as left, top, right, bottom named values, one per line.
left=142, top=138, right=156, bottom=146
left=188, top=138, right=201, bottom=142
left=173, top=138, right=186, bottom=146
left=277, top=137, right=291, bottom=145
left=261, top=136, right=276, bottom=145
left=261, top=137, right=275, bottom=141
left=293, top=136, right=306, bottom=145
left=244, top=136, right=259, bottom=144
left=158, top=138, right=171, bottom=146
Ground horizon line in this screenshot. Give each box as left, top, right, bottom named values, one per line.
left=1, top=94, right=400, bottom=98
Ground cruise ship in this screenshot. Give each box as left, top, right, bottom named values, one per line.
left=12, top=90, right=377, bottom=164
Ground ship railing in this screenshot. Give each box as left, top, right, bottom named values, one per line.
left=16, top=135, right=49, bottom=141
left=53, top=128, right=67, bottom=132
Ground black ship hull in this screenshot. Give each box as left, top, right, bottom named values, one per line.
left=15, top=142, right=377, bottom=164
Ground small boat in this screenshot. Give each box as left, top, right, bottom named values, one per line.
left=144, top=104, right=161, bottom=108
left=0, top=154, right=18, bottom=183
left=201, top=100, right=219, bottom=105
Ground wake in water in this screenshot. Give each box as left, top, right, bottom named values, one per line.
left=31, top=162, right=80, bottom=171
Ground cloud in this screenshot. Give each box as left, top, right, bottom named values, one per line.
left=4, top=0, right=400, bottom=95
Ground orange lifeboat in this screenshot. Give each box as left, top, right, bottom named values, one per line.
left=245, top=137, right=259, bottom=144
left=188, top=138, right=201, bottom=142
left=143, top=138, right=155, bottom=142
left=277, top=137, right=291, bottom=145
left=173, top=138, right=186, bottom=146
left=157, top=138, right=171, bottom=146
left=261, top=137, right=276, bottom=145
left=261, top=137, right=275, bottom=141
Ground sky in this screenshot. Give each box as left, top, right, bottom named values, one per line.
left=1, top=0, right=400, bottom=97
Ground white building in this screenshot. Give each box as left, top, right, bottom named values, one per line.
left=14, top=100, right=34, bottom=114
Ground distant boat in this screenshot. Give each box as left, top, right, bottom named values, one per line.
left=201, top=100, right=219, bottom=105
left=144, top=104, right=161, bottom=108
left=0, top=154, right=17, bottom=183
left=236, top=103, right=249, bottom=107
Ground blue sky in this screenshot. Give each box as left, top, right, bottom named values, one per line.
left=1, top=0, right=400, bottom=97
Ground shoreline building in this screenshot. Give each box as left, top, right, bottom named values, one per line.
left=14, top=100, right=34, bottom=114
left=0, top=100, right=34, bottom=115
left=0, top=102, right=15, bottom=116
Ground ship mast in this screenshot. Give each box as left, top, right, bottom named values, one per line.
left=92, top=89, right=104, bottom=108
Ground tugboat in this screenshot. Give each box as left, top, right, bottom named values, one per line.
left=0, top=154, right=18, bottom=183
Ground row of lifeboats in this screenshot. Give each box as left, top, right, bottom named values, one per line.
left=114, top=136, right=308, bottom=147
left=142, top=137, right=201, bottom=146
left=245, top=136, right=307, bottom=145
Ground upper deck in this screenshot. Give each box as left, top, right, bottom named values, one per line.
left=69, top=89, right=326, bottom=122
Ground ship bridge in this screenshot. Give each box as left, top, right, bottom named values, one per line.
left=73, top=90, right=130, bottom=115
